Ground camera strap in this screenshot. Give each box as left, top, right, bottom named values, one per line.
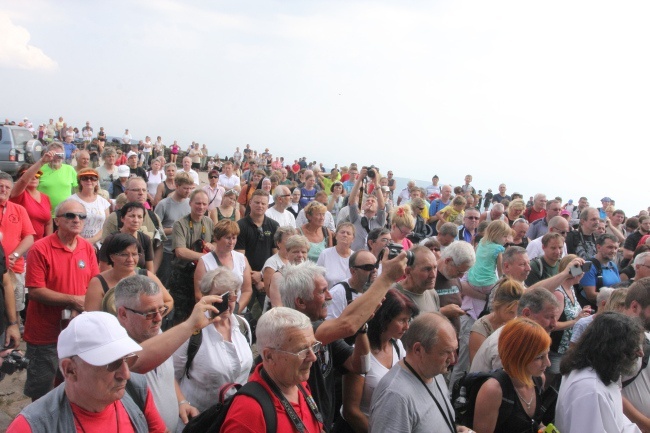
left=403, top=359, right=455, bottom=433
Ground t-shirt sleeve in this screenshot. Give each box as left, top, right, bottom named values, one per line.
left=171, top=220, right=188, bottom=251
left=369, top=389, right=413, bottom=433
left=6, top=415, right=31, bottom=432
left=330, top=339, right=354, bottom=374
left=234, top=221, right=247, bottom=250
left=579, top=266, right=597, bottom=287
left=25, top=245, right=47, bottom=288
left=144, top=389, right=167, bottom=433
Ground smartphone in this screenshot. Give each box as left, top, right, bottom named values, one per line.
left=569, top=265, right=584, bottom=277
left=581, top=261, right=593, bottom=273
left=212, top=292, right=230, bottom=317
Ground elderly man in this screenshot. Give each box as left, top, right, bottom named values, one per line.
left=9, top=311, right=166, bottom=432
left=631, top=252, right=650, bottom=282
left=74, top=150, right=92, bottom=174
left=37, top=142, right=78, bottom=216
left=0, top=172, right=35, bottom=333
left=203, top=169, right=224, bottom=212
left=566, top=207, right=600, bottom=260
left=526, top=199, right=562, bottom=240
left=370, top=312, right=470, bottom=433
left=435, top=242, right=475, bottom=331
left=457, top=208, right=480, bottom=244
left=577, top=233, right=621, bottom=309
left=501, top=246, right=532, bottom=284
left=480, top=202, right=505, bottom=223
left=180, top=156, right=200, bottom=185
left=265, top=185, right=296, bottom=227
left=431, top=222, right=458, bottom=251
left=23, top=199, right=99, bottom=401
left=280, top=253, right=406, bottom=432
left=347, top=167, right=386, bottom=251
left=526, top=215, right=569, bottom=259
left=221, top=307, right=324, bottom=432
left=470, top=288, right=560, bottom=373
left=327, top=250, right=378, bottom=320
left=523, top=193, right=548, bottom=223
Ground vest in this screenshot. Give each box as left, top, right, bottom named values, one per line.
left=20, top=373, right=149, bottom=432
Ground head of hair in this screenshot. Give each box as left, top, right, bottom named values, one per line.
left=119, top=202, right=146, bottom=220
left=274, top=226, right=297, bottom=244
left=368, top=289, right=419, bottom=349
left=391, top=205, right=415, bottom=230
left=603, top=287, right=628, bottom=312
left=509, top=198, right=526, bottom=212
left=401, top=312, right=450, bottom=352
left=367, top=227, right=390, bottom=249
left=199, top=267, right=242, bottom=296
left=491, top=278, right=525, bottom=312
left=517, top=287, right=559, bottom=315
left=558, top=254, right=577, bottom=273
left=548, top=216, right=567, bottom=230
left=114, top=275, right=160, bottom=309
left=503, top=246, right=527, bottom=264
left=174, top=171, right=194, bottom=187
left=104, top=233, right=141, bottom=266
left=256, top=307, right=312, bottom=351
left=190, top=189, right=208, bottom=202
left=580, top=207, right=597, bottom=222
left=164, top=162, right=177, bottom=171
left=101, top=147, right=116, bottom=158
left=47, top=141, right=64, bottom=152
left=438, top=222, right=459, bottom=238
left=625, top=277, right=650, bottom=309
left=560, top=312, right=643, bottom=385
left=499, top=318, right=551, bottom=387
left=279, top=261, right=327, bottom=309
left=0, top=172, right=13, bottom=184
left=304, top=201, right=326, bottom=218
left=627, top=217, right=640, bottom=232
left=452, top=195, right=467, bottom=207
left=546, top=199, right=560, bottom=211
left=273, top=186, right=290, bottom=200
left=597, top=233, right=618, bottom=246
left=482, top=220, right=511, bottom=244
left=336, top=222, right=355, bottom=237
left=541, top=232, right=564, bottom=247
left=440, top=241, right=476, bottom=267
left=285, top=234, right=310, bottom=252
left=213, top=219, right=240, bottom=240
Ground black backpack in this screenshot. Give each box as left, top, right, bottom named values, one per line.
left=182, top=381, right=276, bottom=433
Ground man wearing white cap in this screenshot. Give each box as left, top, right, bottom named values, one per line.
left=127, top=151, right=148, bottom=182
left=8, top=311, right=166, bottom=432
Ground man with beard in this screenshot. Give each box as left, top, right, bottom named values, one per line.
left=556, top=312, right=644, bottom=432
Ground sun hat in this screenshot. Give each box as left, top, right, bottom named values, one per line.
left=57, top=311, right=142, bottom=366
left=117, top=165, right=131, bottom=178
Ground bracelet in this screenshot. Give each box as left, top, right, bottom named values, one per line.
left=356, top=323, right=368, bottom=335
left=178, top=400, right=190, bottom=406
left=7, top=321, right=18, bottom=326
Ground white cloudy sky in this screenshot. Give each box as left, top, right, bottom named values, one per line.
left=1, top=1, right=648, bottom=214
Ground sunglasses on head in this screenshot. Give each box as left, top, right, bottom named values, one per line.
left=57, top=212, right=87, bottom=220
left=353, top=264, right=378, bottom=272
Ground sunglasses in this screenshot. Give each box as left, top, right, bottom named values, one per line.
left=105, top=353, right=139, bottom=372
left=353, top=264, right=378, bottom=272
left=124, top=305, right=169, bottom=320
left=80, top=176, right=98, bottom=182
left=57, top=212, right=87, bottom=220
left=209, top=175, right=219, bottom=179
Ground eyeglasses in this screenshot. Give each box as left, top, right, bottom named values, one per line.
left=124, top=305, right=169, bottom=320
left=57, top=212, right=87, bottom=220
left=272, top=342, right=322, bottom=360
left=80, top=176, right=98, bottom=182
left=226, top=189, right=238, bottom=195
left=112, top=252, right=143, bottom=259
left=105, top=353, right=139, bottom=372
left=353, top=264, right=378, bottom=272
left=280, top=194, right=291, bottom=198
left=128, top=188, right=147, bottom=193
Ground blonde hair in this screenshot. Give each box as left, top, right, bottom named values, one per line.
left=391, top=205, right=415, bottom=230
left=482, top=220, right=511, bottom=244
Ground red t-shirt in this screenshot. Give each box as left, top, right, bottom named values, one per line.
left=524, top=207, right=546, bottom=223
left=0, top=201, right=36, bottom=273
left=221, top=364, right=323, bottom=433
left=10, top=191, right=51, bottom=242
left=340, top=173, right=350, bottom=183
left=24, top=234, right=99, bottom=345
left=7, top=389, right=166, bottom=433
left=292, top=163, right=300, bottom=174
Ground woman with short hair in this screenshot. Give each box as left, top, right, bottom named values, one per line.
left=298, top=201, right=333, bottom=262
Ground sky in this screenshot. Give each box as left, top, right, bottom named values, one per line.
left=1, top=1, right=648, bottom=215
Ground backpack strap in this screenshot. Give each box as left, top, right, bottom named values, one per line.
left=532, top=256, right=544, bottom=279
left=184, top=330, right=203, bottom=379
left=147, top=209, right=161, bottom=230
left=337, top=281, right=354, bottom=305
left=590, top=258, right=604, bottom=291
left=234, top=314, right=252, bottom=346
left=490, top=369, right=517, bottom=425
left=237, top=381, right=277, bottom=433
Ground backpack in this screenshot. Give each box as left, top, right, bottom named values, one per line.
left=184, top=315, right=251, bottom=379
left=182, top=381, right=276, bottom=433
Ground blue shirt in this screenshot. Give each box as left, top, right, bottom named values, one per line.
left=579, top=260, right=620, bottom=292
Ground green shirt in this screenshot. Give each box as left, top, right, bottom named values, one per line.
left=38, top=164, right=78, bottom=216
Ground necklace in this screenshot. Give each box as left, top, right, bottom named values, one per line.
left=513, top=386, right=534, bottom=409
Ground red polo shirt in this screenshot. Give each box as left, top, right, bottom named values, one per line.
left=0, top=200, right=35, bottom=273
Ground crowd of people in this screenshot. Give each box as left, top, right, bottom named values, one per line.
left=2, top=117, right=650, bottom=432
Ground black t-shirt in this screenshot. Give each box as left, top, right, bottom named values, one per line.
left=99, top=232, right=153, bottom=269
left=234, top=216, right=279, bottom=271
left=492, top=194, right=511, bottom=204
left=129, top=166, right=148, bottom=182
left=310, top=320, right=354, bottom=432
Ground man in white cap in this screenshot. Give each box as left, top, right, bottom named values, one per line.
left=127, top=151, right=148, bottom=182
left=8, top=311, right=166, bottom=432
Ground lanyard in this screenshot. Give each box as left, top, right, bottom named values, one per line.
left=187, top=215, right=206, bottom=243
left=260, top=368, right=323, bottom=432
left=403, top=360, right=455, bottom=433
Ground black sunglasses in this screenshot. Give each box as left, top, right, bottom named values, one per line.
left=353, top=264, right=378, bottom=272
left=57, top=212, right=87, bottom=220
left=209, top=175, right=219, bottom=179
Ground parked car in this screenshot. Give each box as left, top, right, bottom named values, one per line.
left=0, top=124, right=43, bottom=175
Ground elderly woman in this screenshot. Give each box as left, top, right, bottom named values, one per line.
left=317, top=222, right=355, bottom=288
left=153, top=162, right=177, bottom=206
left=261, top=226, right=298, bottom=308
left=99, top=202, right=154, bottom=273
left=69, top=168, right=111, bottom=247
left=173, top=268, right=254, bottom=414
left=85, top=233, right=173, bottom=312
left=168, top=189, right=215, bottom=323
left=468, top=278, right=523, bottom=364
left=220, top=307, right=323, bottom=432
left=267, top=234, right=310, bottom=309
left=472, top=318, right=551, bottom=433
left=193, top=219, right=252, bottom=312
left=261, top=177, right=274, bottom=206
left=389, top=205, right=416, bottom=250
left=298, top=201, right=333, bottom=262
left=340, top=289, right=418, bottom=432
left=505, top=198, right=526, bottom=226
left=10, top=159, right=53, bottom=241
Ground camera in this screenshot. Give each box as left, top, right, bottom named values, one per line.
left=211, top=292, right=231, bottom=318
left=363, top=165, right=378, bottom=179
left=0, top=350, right=30, bottom=375
left=378, top=243, right=415, bottom=267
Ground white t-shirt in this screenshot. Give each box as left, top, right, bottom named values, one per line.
left=219, top=174, right=240, bottom=190
left=327, top=280, right=361, bottom=320
left=317, top=247, right=352, bottom=289
left=69, top=194, right=111, bottom=242
left=147, top=170, right=166, bottom=197
left=183, top=169, right=200, bottom=185
left=265, top=207, right=296, bottom=228
left=200, top=250, right=247, bottom=302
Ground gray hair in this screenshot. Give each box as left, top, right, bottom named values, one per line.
left=274, top=226, right=298, bottom=244
left=438, top=222, right=459, bottom=237
left=517, top=287, right=559, bottom=315
left=101, top=147, right=117, bottom=158
left=401, top=312, right=450, bottom=352
left=54, top=198, right=83, bottom=216
left=273, top=185, right=290, bottom=200
left=440, top=241, right=476, bottom=267
left=503, top=246, right=528, bottom=264
left=114, top=275, right=160, bottom=309
left=47, top=141, right=64, bottom=152
left=533, top=193, right=546, bottom=202
left=548, top=216, right=567, bottom=230
left=164, top=162, right=176, bottom=171
left=256, top=307, right=312, bottom=350
left=492, top=203, right=505, bottom=213
left=285, top=235, right=310, bottom=252
left=596, top=287, right=615, bottom=307
left=199, top=267, right=242, bottom=296
left=280, top=261, right=327, bottom=309
left=0, top=172, right=13, bottom=183
left=634, top=252, right=650, bottom=268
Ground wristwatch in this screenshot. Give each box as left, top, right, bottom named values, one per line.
left=11, top=252, right=19, bottom=259
left=356, top=323, right=368, bottom=335
left=7, top=320, right=18, bottom=326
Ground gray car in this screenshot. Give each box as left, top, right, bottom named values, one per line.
left=0, top=124, right=43, bottom=175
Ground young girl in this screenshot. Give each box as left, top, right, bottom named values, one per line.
left=436, top=195, right=467, bottom=230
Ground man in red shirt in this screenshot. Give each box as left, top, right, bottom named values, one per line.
left=523, top=193, right=548, bottom=223
left=23, top=199, right=99, bottom=401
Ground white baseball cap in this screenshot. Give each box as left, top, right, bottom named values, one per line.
left=117, top=165, right=131, bottom=178
left=127, top=151, right=138, bottom=159
left=58, top=311, right=142, bottom=366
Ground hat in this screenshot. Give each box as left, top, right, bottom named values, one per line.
left=601, top=197, right=612, bottom=202
left=568, top=199, right=573, bottom=204
left=58, top=311, right=142, bottom=366
left=77, top=168, right=99, bottom=179
left=561, top=210, right=571, bottom=216
left=117, top=165, right=130, bottom=178
left=127, top=151, right=138, bottom=159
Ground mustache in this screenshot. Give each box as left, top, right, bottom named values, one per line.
left=323, top=300, right=332, bottom=308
